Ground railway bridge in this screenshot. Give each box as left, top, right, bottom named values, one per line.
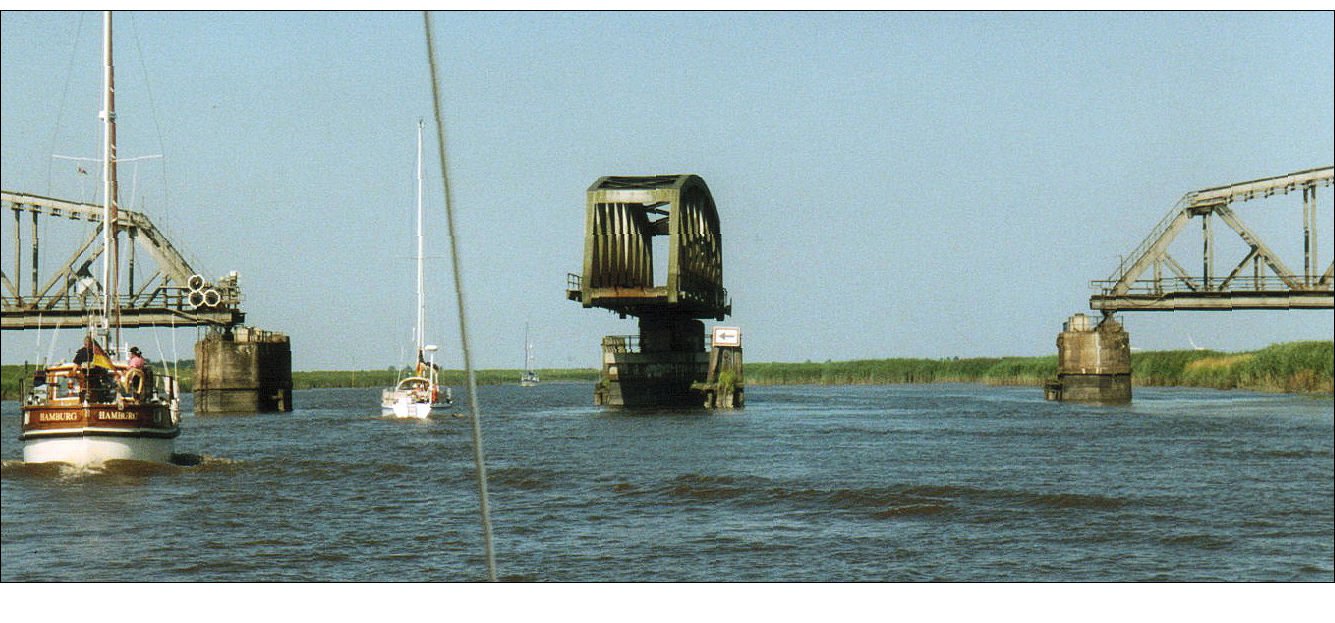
left=2, top=190, right=291, bottom=412
left=1048, top=166, right=1333, bottom=403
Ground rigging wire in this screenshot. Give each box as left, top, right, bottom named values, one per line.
left=423, top=10, right=498, bottom=583
left=127, top=13, right=173, bottom=229
left=44, top=12, right=87, bottom=195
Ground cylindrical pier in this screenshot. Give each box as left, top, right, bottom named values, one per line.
left=1048, top=313, right=1132, bottom=404
left=194, top=327, right=293, bottom=413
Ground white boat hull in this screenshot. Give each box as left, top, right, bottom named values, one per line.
left=381, top=391, right=432, bottom=419
left=23, top=433, right=174, bottom=466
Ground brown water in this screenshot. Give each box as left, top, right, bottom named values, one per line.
left=2, top=383, right=1332, bottom=581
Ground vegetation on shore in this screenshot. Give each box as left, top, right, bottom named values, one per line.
left=747, top=341, right=1333, bottom=393
left=0, top=362, right=598, bottom=400
left=2, top=341, right=1329, bottom=400
left=288, top=368, right=600, bottom=390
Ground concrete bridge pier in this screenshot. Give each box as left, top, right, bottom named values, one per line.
left=595, top=315, right=710, bottom=408
left=695, top=343, right=744, bottom=408
left=194, top=327, right=293, bottom=413
left=1045, top=312, right=1132, bottom=404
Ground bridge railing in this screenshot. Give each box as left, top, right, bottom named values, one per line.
left=600, top=334, right=714, bottom=354
left=2, top=287, right=240, bottom=313
left=1104, top=194, right=1193, bottom=283
left=1091, top=274, right=1332, bottom=296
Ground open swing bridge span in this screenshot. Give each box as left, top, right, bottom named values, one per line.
left=1090, top=166, right=1333, bottom=312
left=2, top=191, right=244, bottom=330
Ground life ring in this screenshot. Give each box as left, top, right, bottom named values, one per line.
left=121, top=367, right=149, bottom=400
left=187, top=274, right=206, bottom=291
left=203, top=288, right=221, bottom=307
left=187, top=290, right=205, bottom=309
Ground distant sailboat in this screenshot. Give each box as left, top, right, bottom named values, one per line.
left=381, top=120, right=452, bottom=418
left=520, top=324, right=539, bottom=387
left=19, top=11, right=181, bottom=465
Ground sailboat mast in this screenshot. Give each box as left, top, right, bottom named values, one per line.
left=101, top=10, right=121, bottom=352
left=415, top=119, right=425, bottom=356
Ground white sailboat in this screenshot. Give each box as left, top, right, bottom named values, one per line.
left=382, top=120, right=451, bottom=418
left=19, top=11, right=181, bottom=465
left=520, top=324, right=539, bottom=387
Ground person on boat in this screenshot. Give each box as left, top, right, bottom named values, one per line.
left=125, top=346, right=155, bottom=396
left=73, top=336, right=95, bottom=365
left=74, top=336, right=115, bottom=400
left=128, top=346, right=147, bottom=369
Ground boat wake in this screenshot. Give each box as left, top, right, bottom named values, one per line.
left=1, top=454, right=240, bottom=479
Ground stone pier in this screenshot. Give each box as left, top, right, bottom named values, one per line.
left=1045, top=313, right=1132, bottom=404
left=595, top=316, right=710, bottom=407
left=194, top=326, right=293, bottom=413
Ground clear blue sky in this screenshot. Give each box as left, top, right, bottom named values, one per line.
left=2, top=11, right=1332, bottom=370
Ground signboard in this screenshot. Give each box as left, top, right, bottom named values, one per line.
left=711, top=326, right=741, bottom=347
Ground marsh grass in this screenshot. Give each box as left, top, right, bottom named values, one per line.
left=2, top=341, right=1329, bottom=399
left=746, top=341, right=1332, bottom=393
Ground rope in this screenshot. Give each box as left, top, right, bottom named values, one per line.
left=45, top=12, right=87, bottom=195
left=423, top=11, right=497, bottom=583
left=170, top=310, right=178, bottom=379
left=128, top=13, right=172, bottom=234
left=44, top=314, right=67, bottom=365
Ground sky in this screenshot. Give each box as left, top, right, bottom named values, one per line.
left=1, top=10, right=1332, bottom=371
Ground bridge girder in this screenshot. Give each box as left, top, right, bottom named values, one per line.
left=1091, top=167, right=1334, bottom=313
left=567, top=175, right=731, bottom=321
left=2, top=191, right=244, bottom=330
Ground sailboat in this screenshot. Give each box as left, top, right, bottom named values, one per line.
left=19, top=12, right=181, bottom=465
left=520, top=324, right=539, bottom=387
left=381, top=120, right=452, bottom=419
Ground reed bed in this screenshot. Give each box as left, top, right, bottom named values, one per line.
left=747, top=341, right=1332, bottom=393
left=2, top=341, right=1329, bottom=399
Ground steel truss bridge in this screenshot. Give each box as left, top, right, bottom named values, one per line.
left=1091, top=166, right=1333, bottom=312
left=2, top=191, right=244, bottom=330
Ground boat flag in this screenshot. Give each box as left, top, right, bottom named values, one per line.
left=91, top=339, right=113, bottom=369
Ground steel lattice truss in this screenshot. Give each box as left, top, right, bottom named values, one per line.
left=2, top=191, right=244, bottom=329
left=1090, top=167, right=1334, bottom=312
left=567, top=175, right=731, bottom=320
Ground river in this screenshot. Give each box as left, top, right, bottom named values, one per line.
left=2, top=383, right=1331, bottom=582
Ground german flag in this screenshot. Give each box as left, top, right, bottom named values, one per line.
left=90, top=339, right=113, bottom=369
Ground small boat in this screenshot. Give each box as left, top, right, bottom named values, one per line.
left=520, top=324, right=539, bottom=387
left=382, top=362, right=441, bottom=419
left=19, top=12, right=181, bottom=465
left=21, top=342, right=181, bottom=465
left=381, top=120, right=451, bottom=418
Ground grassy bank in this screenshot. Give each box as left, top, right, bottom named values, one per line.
left=747, top=356, right=1057, bottom=386
left=3, top=341, right=1329, bottom=400
left=289, top=368, right=600, bottom=390
left=747, top=341, right=1332, bottom=393
left=0, top=364, right=598, bottom=400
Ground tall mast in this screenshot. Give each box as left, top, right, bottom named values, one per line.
left=101, top=10, right=121, bottom=352
left=415, top=119, right=425, bottom=356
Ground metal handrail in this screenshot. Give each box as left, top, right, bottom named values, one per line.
left=1092, top=275, right=1334, bottom=295
left=2, top=287, right=240, bottom=312
left=600, top=333, right=714, bottom=353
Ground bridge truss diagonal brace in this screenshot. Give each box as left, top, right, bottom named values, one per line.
left=1110, top=208, right=1192, bottom=296
left=3, top=190, right=246, bottom=330
left=1212, top=204, right=1301, bottom=290
left=1094, top=166, right=1334, bottom=312
left=3, top=192, right=199, bottom=287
